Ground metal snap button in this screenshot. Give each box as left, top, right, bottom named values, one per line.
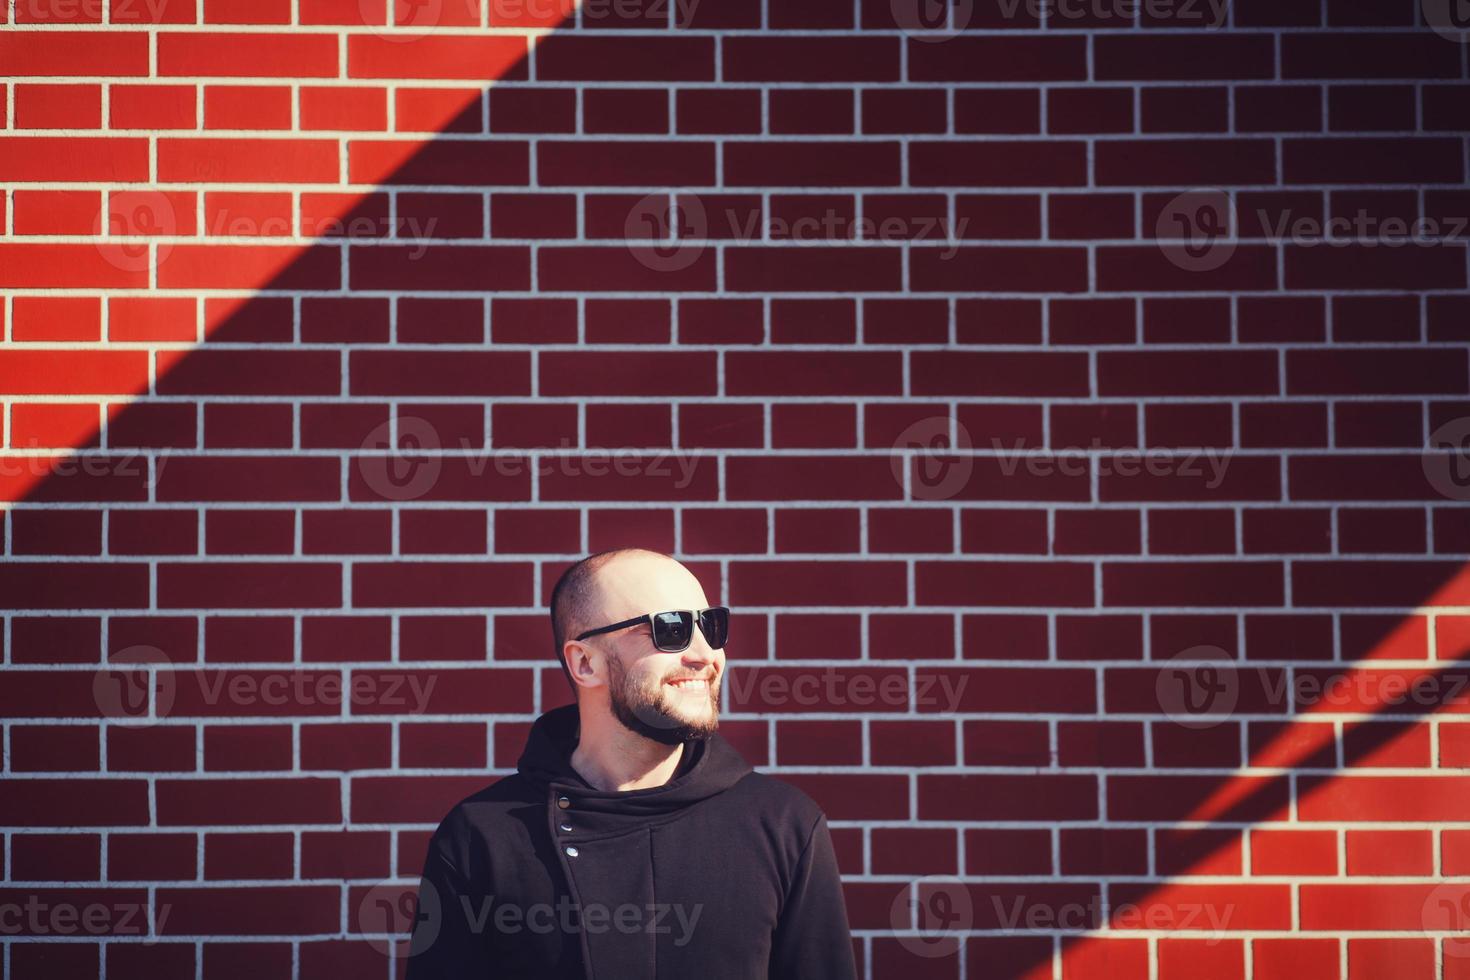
left=559, top=823, right=573, bottom=832
left=557, top=796, right=571, bottom=809
left=565, top=846, right=579, bottom=857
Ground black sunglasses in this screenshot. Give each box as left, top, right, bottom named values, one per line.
left=576, top=607, right=729, bottom=653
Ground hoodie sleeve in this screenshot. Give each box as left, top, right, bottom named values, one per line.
left=768, top=813, right=858, bottom=980
left=403, top=835, right=496, bottom=980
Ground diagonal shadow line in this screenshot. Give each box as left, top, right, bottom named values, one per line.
left=901, top=587, right=1470, bottom=979
left=2, top=10, right=1469, bottom=980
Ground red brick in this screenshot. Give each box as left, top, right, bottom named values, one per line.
left=917, top=561, right=1093, bottom=607
left=14, top=82, right=101, bottom=129
left=919, top=774, right=1097, bottom=821
left=725, top=246, right=901, bottom=293
left=352, top=562, right=532, bottom=608
left=158, top=562, right=341, bottom=608
left=1284, top=32, right=1461, bottom=79
left=0, top=31, right=148, bottom=74
left=724, top=37, right=897, bottom=82
left=158, top=136, right=338, bottom=184
left=1302, top=775, right=1470, bottom=822
left=540, top=351, right=715, bottom=396
left=349, top=243, right=528, bottom=290
left=536, top=35, right=714, bottom=80
left=1105, top=561, right=1284, bottom=607
left=0, top=779, right=150, bottom=826
left=160, top=885, right=339, bottom=935
left=349, top=35, right=526, bottom=80
left=1096, top=34, right=1276, bottom=80
left=301, top=85, right=386, bottom=131
left=1285, top=137, right=1464, bottom=184
left=912, top=35, right=1085, bottom=82
left=539, top=139, right=712, bottom=186
left=676, top=89, right=761, bottom=135
left=159, top=32, right=339, bottom=77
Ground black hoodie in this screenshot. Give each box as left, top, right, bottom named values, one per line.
left=402, top=704, right=857, bottom=979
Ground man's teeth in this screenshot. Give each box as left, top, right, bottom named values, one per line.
left=670, top=679, right=707, bottom=689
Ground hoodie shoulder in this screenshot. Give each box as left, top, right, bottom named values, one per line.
left=729, top=769, right=829, bottom=835
left=422, top=771, right=541, bottom=874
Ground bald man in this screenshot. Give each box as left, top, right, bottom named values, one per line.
left=405, top=548, right=857, bottom=979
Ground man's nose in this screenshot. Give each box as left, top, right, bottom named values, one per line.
left=682, top=638, right=715, bottom=667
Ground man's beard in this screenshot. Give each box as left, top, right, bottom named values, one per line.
left=606, top=654, right=720, bottom=746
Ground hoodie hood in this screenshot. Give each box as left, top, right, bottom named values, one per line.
left=517, top=703, right=752, bottom=829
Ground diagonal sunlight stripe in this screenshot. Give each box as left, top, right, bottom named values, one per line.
left=0, top=2, right=577, bottom=505
left=1020, top=567, right=1470, bottom=980
left=1183, top=563, right=1470, bottom=826
left=5, top=10, right=1469, bottom=980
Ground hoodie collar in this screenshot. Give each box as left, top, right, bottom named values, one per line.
left=518, top=704, right=752, bottom=830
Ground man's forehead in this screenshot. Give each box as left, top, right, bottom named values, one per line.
left=591, top=553, right=707, bottom=616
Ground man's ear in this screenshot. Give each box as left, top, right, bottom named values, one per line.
left=563, top=640, right=606, bottom=692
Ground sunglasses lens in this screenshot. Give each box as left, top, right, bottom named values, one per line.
left=652, top=611, right=694, bottom=652
left=699, top=607, right=729, bottom=649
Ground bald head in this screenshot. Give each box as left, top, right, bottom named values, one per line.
left=549, top=548, right=708, bottom=691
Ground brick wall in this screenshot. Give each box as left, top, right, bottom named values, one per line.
left=3, top=0, right=1470, bottom=977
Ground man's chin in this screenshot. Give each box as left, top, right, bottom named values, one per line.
left=614, top=696, right=719, bottom=745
